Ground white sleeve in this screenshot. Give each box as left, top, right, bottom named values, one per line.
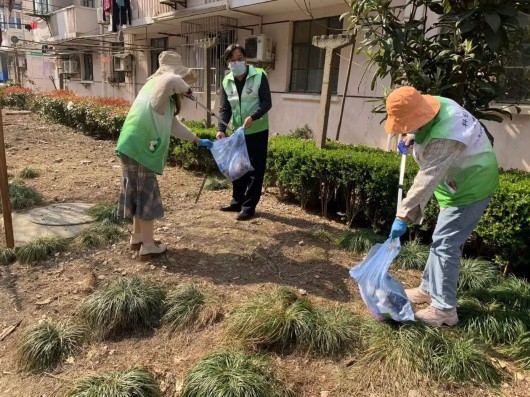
left=171, top=117, right=197, bottom=142
left=397, top=139, right=466, bottom=224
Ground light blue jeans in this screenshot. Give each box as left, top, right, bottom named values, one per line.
left=420, top=196, right=492, bottom=310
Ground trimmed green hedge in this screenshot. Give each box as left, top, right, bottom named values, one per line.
left=2, top=88, right=529, bottom=269
left=266, top=136, right=418, bottom=231
left=475, top=171, right=530, bottom=270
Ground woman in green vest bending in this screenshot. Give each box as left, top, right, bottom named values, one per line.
left=386, top=86, right=499, bottom=327
left=115, top=51, right=213, bottom=261
left=217, top=44, right=272, bottom=221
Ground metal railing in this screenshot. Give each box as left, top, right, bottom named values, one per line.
left=188, top=67, right=218, bottom=93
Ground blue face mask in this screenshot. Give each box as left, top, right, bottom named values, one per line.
left=230, top=61, right=246, bottom=77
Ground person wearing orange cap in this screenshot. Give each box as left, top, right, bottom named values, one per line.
left=386, top=86, right=499, bottom=327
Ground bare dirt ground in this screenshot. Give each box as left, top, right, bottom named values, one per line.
left=0, top=112, right=528, bottom=397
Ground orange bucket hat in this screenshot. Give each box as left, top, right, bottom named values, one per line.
left=384, top=86, right=441, bottom=134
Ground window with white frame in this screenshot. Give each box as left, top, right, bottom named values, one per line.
left=111, top=42, right=126, bottom=83
left=0, top=11, right=6, bottom=32
left=1, top=3, right=21, bottom=30
left=33, top=0, right=51, bottom=15
left=83, top=53, right=93, bottom=81
left=290, top=16, right=342, bottom=94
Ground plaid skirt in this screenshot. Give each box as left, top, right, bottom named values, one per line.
left=118, top=154, right=164, bottom=221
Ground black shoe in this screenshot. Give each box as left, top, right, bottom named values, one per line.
left=220, top=204, right=241, bottom=212
left=236, top=211, right=254, bottom=221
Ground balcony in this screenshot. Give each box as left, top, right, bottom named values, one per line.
left=132, top=0, right=177, bottom=22
left=32, top=4, right=98, bottom=42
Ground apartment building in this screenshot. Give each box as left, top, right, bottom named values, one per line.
left=0, top=2, right=26, bottom=82
left=9, top=0, right=530, bottom=171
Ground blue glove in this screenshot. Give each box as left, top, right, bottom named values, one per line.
left=398, top=139, right=415, bottom=155
left=198, top=138, right=213, bottom=149
left=390, top=219, right=407, bottom=239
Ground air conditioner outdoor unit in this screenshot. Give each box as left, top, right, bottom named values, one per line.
left=244, top=34, right=273, bottom=63
left=107, top=74, right=119, bottom=84
left=62, top=59, right=79, bottom=74
left=97, top=7, right=109, bottom=25
left=113, top=54, right=132, bottom=72
left=8, top=34, right=23, bottom=46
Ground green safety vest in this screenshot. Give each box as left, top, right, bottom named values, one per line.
left=115, top=78, right=175, bottom=175
left=222, top=65, right=269, bottom=134
left=413, top=96, right=499, bottom=208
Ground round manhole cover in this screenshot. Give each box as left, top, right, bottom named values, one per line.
left=27, top=203, right=94, bottom=226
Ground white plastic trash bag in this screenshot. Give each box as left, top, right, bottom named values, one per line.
left=210, top=127, right=254, bottom=181
left=349, top=238, right=415, bottom=322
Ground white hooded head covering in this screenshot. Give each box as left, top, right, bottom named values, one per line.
left=148, top=51, right=197, bottom=84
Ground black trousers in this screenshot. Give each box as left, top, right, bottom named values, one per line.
left=230, top=130, right=269, bottom=214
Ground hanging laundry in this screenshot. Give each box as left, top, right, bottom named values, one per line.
left=111, top=0, right=132, bottom=32
left=103, top=0, right=112, bottom=12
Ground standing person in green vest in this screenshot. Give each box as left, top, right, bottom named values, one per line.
left=116, top=51, right=213, bottom=261
left=217, top=44, right=272, bottom=221
left=386, top=86, right=499, bottom=327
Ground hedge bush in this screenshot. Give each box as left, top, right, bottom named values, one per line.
left=266, top=136, right=419, bottom=232
left=0, top=86, right=32, bottom=109
left=2, top=87, right=529, bottom=269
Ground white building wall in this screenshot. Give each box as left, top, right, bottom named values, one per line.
left=18, top=0, right=530, bottom=171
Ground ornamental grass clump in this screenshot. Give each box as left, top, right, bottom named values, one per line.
left=204, top=176, right=231, bottom=191
left=354, top=320, right=501, bottom=388
left=67, top=368, right=162, bottom=397
left=465, top=276, right=530, bottom=311
left=393, top=239, right=429, bottom=270
left=506, top=331, right=530, bottom=370
left=339, top=229, right=385, bottom=254
left=354, top=320, right=428, bottom=387
left=77, top=276, right=165, bottom=339
left=457, top=258, right=500, bottom=292
left=75, top=224, right=124, bottom=249
left=428, top=333, right=501, bottom=386
left=18, top=318, right=87, bottom=373
left=307, top=227, right=336, bottom=243
left=0, top=181, right=43, bottom=213
left=18, top=166, right=40, bottom=179
left=228, top=287, right=360, bottom=357
left=16, top=237, right=69, bottom=264
left=457, top=298, right=529, bottom=345
left=86, top=202, right=122, bottom=225
left=162, top=284, right=220, bottom=332
left=0, top=247, right=16, bottom=265
left=304, top=307, right=362, bottom=357
left=227, top=287, right=315, bottom=352
left=181, top=350, right=289, bottom=397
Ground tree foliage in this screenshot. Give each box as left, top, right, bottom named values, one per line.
left=343, top=0, right=530, bottom=122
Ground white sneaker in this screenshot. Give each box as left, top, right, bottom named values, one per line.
left=415, top=306, right=459, bottom=327
left=405, top=287, right=432, bottom=304
left=139, top=242, right=167, bottom=261
left=130, top=233, right=142, bottom=251
left=130, top=234, right=161, bottom=251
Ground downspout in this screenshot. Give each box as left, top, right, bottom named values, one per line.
left=226, top=0, right=263, bottom=34
left=100, top=23, right=108, bottom=98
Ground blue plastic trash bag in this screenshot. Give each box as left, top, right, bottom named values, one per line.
left=349, top=238, right=415, bottom=322
left=210, top=127, right=254, bottom=181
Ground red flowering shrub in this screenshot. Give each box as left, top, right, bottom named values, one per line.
left=93, top=97, right=130, bottom=109
left=3, top=86, right=32, bottom=94
left=0, top=86, right=33, bottom=109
